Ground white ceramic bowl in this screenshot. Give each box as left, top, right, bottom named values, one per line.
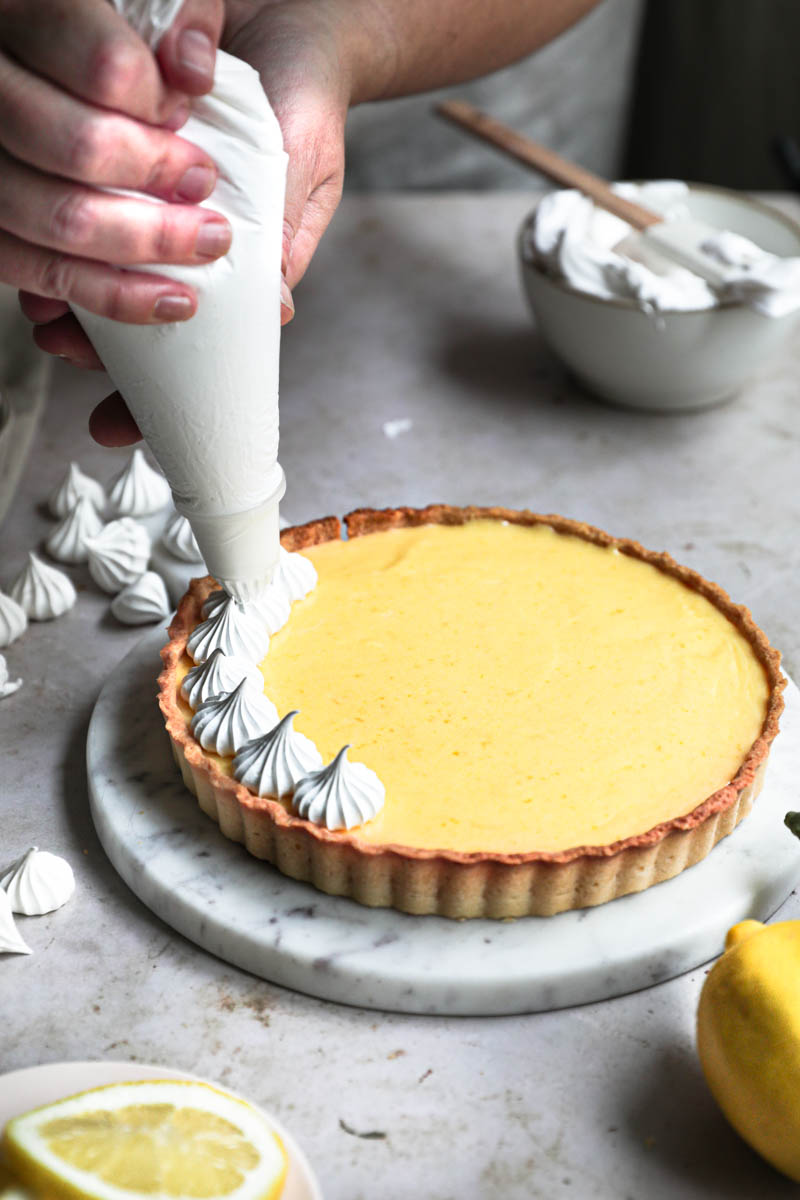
left=518, top=185, right=800, bottom=411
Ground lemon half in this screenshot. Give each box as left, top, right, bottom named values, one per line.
left=2, top=1080, right=288, bottom=1200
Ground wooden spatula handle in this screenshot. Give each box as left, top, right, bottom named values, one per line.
left=436, top=99, right=661, bottom=231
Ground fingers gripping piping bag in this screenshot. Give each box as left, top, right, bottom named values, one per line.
left=74, top=0, right=288, bottom=602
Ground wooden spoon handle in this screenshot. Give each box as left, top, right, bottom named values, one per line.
left=436, top=99, right=661, bottom=231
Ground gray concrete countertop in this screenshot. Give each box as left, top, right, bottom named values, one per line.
left=2, top=193, right=799, bottom=1199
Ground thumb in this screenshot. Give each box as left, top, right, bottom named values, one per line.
left=156, top=0, right=225, bottom=96
left=281, top=117, right=345, bottom=291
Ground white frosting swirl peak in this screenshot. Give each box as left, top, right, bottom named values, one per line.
left=0, top=590, right=27, bottom=648
left=187, top=596, right=270, bottom=664
left=108, top=448, right=172, bottom=516
left=293, top=746, right=385, bottom=830
left=45, top=494, right=104, bottom=564
left=10, top=552, right=76, bottom=620
left=48, top=461, right=106, bottom=518
left=110, top=570, right=171, bottom=625
left=273, top=546, right=317, bottom=602
left=86, top=518, right=151, bottom=594
left=0, top=846, right=75, bottom=915
left=0, top=889, right=31, bottom=955
left=161, top=510, right=204, bottom=563
left=190, top=679, right=279, bottom=756
left=202, top=589, right=236, bottom=621
left=181, top=647, right=264, bottom=710
left=233, top=711, right=323, bottom=799
left=0, top=653, right=22, bottom=699
left=203, top=583, right=289, bottom=635
left=250, top=581, right=291, bottom=633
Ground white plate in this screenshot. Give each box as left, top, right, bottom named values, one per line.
left=0, top=1061, right=322, bottom=1200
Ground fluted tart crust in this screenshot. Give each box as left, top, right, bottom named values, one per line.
left=158, top=506, right=785, bottom=919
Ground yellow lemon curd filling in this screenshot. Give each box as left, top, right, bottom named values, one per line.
left=179, top=521, right=769, bottom=855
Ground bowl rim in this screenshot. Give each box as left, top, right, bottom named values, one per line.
left=518, top=181, right=800, bottom=316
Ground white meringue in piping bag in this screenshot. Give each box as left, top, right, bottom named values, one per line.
left=190, top=679, right=279, bottom=756
left=110, top=570, right=171, bottom=624
left=86, top=518, right=151, bottom=593
left=45, top=495, right=104, bottom=564
left=181, top=646, right=264, bottom=709
left=0, top=590, right=27, bottom=648
left=233, top=711, right=323, bottom=799
left=0, top=847, right=75, bottom=915
left=293, top=746, right=386, bottom=830
left=48, top=461, right=106, bottom=518
left=108, top=448, right=172, bottom=516
left=10, top=553, right=76, bottom=620
left=73, top=31, right=288, bottom=603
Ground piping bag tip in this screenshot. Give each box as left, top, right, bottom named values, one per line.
left=218, top=572, right=276, bottom=605
left=181, top=470, right=286, bottom=603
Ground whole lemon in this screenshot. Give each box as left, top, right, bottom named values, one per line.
left=697, top=918, right=800, bottom=1181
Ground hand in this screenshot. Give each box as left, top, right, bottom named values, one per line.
left=22, top=0, right=347, bottom=445
left=3, top=0, right=228, bottom=416
left=224, top=0, right=349, bottom=300
left=46, top=0, right=353, bottom=446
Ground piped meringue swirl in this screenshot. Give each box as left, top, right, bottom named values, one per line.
left=187, top=595, right=270, bottom=664
left=0, top=889, right=31, bottom=955
left=273, top=546, right=317, bottom=602
left=0, top=653, right=22, bottom=699
left=86, top=518, right=151, bottom=594
left=110, top=570, right=171, bottom=625
left=45, top=494, right=104, bottom=564
left=190, top=679, right=279, bottom=756
left=202, top=584, right=289, bottom=635
left=48, top=461, right=105, bottom=519
left=181, top=647, right=264, bottom=710
left=292, top=746, right=385, bottom=830
left=108, top=448, right=171, bottom=516
left=10, top=552, right=76, bottom=620
left=233, top=710, right=323, bottom=799
left=249, top=581, right=292, bottom=633
left=0, top=590, right=27, bottom=649
left=0, top=846, right=75, bottom=915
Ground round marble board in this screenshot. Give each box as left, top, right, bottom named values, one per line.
left=87, top=628, right=800, bottom=1016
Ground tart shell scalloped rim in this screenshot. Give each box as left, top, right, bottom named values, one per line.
left=158, top=505, right=786, bottom=919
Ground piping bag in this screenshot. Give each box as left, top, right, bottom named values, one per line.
left=74, top=0, right=288, bottom=602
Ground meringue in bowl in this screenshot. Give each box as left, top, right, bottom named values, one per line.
left=518, top=182, right=800, bottom=411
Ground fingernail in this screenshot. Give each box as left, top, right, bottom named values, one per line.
left=153, top=295, right=194, bottom=322
left=280, top=278, right=295, bottom=317
left=195, top=218, right=231, bottom=260
left=176, top=165, right=216, bottom=203
left=164, top=101, right=190, bottom=131
left=178, top=29, right=215, bottom=79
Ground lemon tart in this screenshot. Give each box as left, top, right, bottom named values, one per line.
left=159, top=506, right=785, bottom=918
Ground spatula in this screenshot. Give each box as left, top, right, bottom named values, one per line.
left=436, top=99, right=741, bottom=290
